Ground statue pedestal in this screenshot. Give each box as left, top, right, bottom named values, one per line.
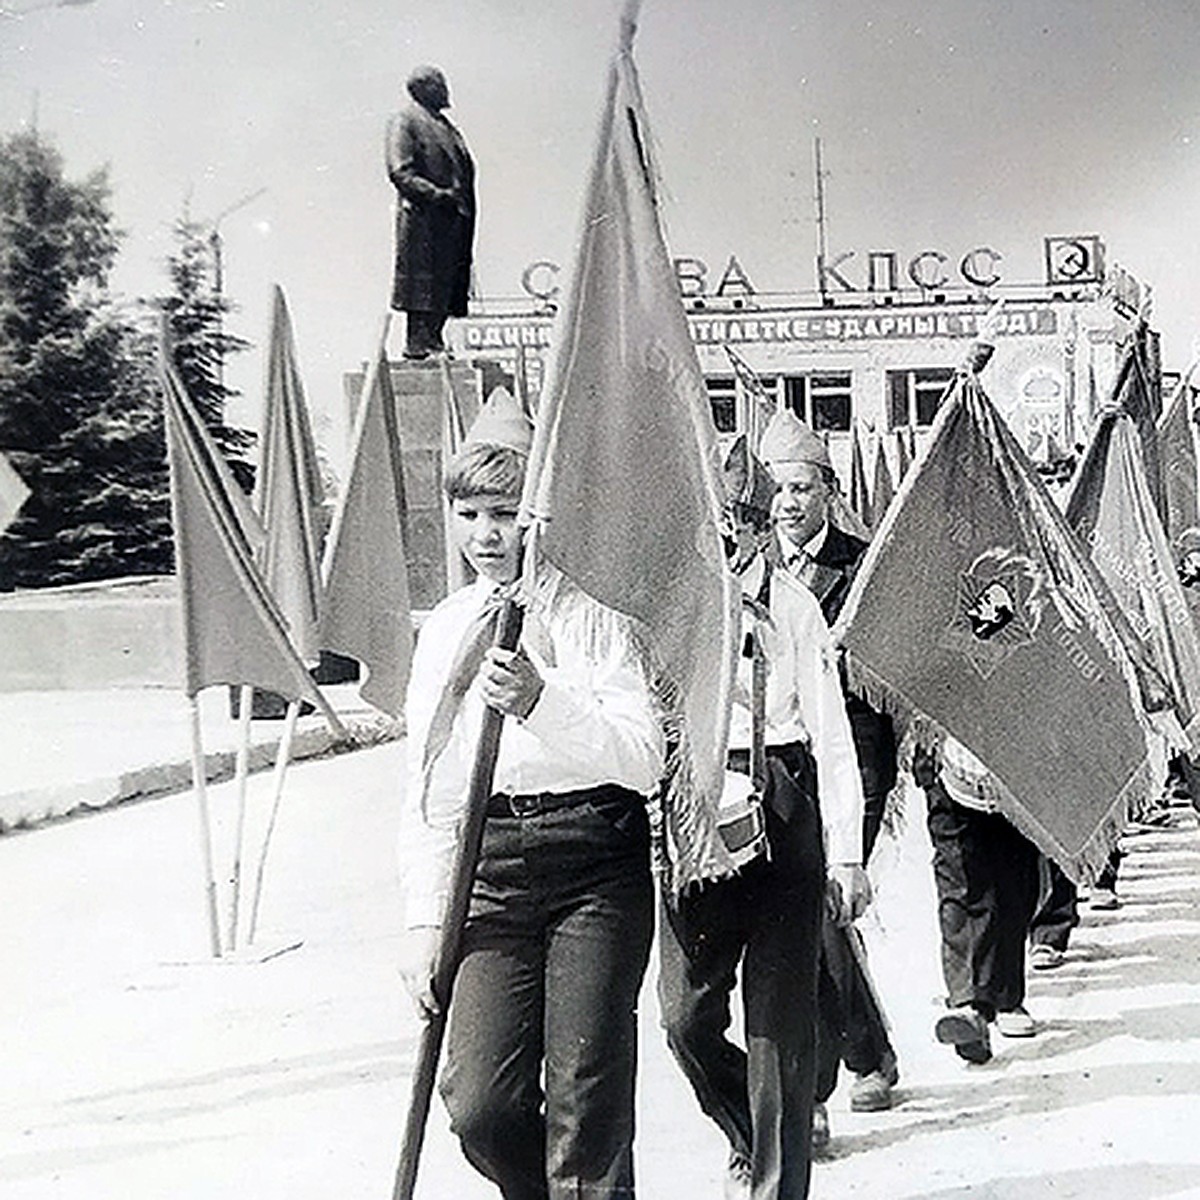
left=343, top=357, right=482, bottom=610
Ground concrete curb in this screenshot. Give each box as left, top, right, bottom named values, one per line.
left=0, top=711, right=403, bottom=834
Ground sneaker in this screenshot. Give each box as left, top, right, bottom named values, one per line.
left=995, top=1006, right=1036, bottom=1038
left=724, top=1150, right=752, bottom=1200
left=811, top=1102, right=831, bottom=1155
left=1090, top=887, right=1120, bottom=910
left=1029, top=944, right=1064, bottom=970
left=935, top=1006, right=992, bottom=1064
left=850, top=1069, right=894, bottom=1112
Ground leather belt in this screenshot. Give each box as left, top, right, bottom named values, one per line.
left=727, top=741, right=812, bottom=780
left=486, top=783, right=631, bottom=819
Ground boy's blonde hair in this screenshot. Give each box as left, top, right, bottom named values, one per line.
left=444, top=442, right=527, bottom=501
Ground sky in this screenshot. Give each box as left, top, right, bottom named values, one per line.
left=3, top=0, right=1200, bottom=466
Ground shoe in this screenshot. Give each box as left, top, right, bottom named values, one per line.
left=877, top=1047, right=901, bottom=1087
left=935, top=1006, right=992, bottom=1064
left=1090, top=887, right=1120, bottom=910
left=811, top=1102, right=831, bottom=1155
left=850, top=1069, right=894, bottom=1112
left=724, top=1150, right=752, bottom=1200
left=1029, top=944, right=1064, bottom=970
left=995, top=1006, right=1036, bottom=1038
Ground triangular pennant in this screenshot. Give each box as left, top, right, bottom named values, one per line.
left=162, top=358, right=336, bottom=724
left=321, top=351, right=414, bottom=717
left=256, top=285, right=324, bottom=665
left=871, top=433, right=895, bottom=525
left=895, top=426, right=912, bottom=482
left=848, top=423, right=871, bottom=528
left=439, top=358, right=475, bottom=593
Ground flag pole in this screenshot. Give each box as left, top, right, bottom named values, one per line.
left=392, top=596, right=525, bottom=1200
left=188, top=696, right=223, bottom=958
left=227, top=682, right=254, bottom=951
left=246, top=696, right=302, bottom=944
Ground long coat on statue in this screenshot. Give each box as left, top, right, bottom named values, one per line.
left=386, top=102, right=476, bottom=316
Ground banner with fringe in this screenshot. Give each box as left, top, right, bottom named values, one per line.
left=1066, top=410, right=1200, bottom=747
left=1159, top=376, right=1200, bottom=638
left=520, top=42, right=739, bottom=892
left=835, top=371, right=1167, bottom=882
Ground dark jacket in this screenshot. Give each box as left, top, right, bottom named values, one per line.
left=773, top=524, right=899, bottom=799
left=386, top=102, right=476, bottom=315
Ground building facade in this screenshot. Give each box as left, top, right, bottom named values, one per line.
left=451, top=233, right=1153, bottom=486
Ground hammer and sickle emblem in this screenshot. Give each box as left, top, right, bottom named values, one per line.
left=1054, top=240, right=1090, bottom=280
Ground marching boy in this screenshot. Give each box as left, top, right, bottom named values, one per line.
left=658, top=426, right=870, bottom=1200
left=398, top=389, right=666, bottom=1200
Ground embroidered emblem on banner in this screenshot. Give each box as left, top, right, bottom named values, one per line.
left=942, top=547, right=1049, bottom=678
left=1175, top=529, right=1200, bottom=587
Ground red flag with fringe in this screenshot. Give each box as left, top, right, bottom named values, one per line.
left=836, top=370, right=1168, bottom=881
left=1067, top=408, right=1200, bottom=747
left=520, top=39, right=739, bottom=892
left=1159, top=373, right=1200, bottom=633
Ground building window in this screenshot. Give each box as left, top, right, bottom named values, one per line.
left=707, top=374, right=784, bottom=434
left=706, top=377, right=737, bottom=433
left=783, top=372, right=852, bottom=431
left=887, top=368, right=955, bottom=429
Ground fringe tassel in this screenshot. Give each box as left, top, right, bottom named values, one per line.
left=653, top=677, right=740, bottom=897
left=530, top=555, right=738, bottom=896
left=843, top=647, right=1165, bottom=885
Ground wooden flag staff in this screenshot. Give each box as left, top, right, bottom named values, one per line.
left=246, top=695, right=302, bottom=944
left=392, top=596, right=525, bottom=1200
left=226, top=682, right=255, bottom=949
left=187, top=697, right=223, bottom=958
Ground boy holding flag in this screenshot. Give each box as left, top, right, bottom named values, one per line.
left=658, top=427, right=869, bottom=1200
left=398, top=391, right=666, bottom=1200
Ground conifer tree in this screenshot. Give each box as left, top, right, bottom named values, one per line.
left=159, top=217, right=255, bottom=494
left=0, top=128, right=170, bottom=589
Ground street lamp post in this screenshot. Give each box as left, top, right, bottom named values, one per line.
left=200, top=187, right=267, bottom=406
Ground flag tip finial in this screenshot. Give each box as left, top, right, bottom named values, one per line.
left=619, top=0, right=639, bottom=51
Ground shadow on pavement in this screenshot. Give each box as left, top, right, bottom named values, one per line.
left=893, top=1162, right=1200, bottom=1200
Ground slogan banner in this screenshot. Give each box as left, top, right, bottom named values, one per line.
left=460, top=305, right=1058, bottom=355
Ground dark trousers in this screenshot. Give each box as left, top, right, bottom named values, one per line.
left=658, top=750, right=826, bottom=1200
left=440, top=787, right=654, bottom=1200
left=404, top=308, right=447, bottom=357
left=1029, top=855, right=1079, bottom=952
left=814, top=789, right=895, bottom=1102
left=923, top=778, right=1040, bottom=1018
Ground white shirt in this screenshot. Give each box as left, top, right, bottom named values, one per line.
left=727, top=554, right=864, bottom=865
left=777, top=523, right=829, bottom=581
left=400, top=566, right=666, bottom=928
left=939, top=737, right=999, bottom=814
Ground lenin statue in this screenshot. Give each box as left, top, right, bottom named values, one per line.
left=386, top=66, right=476, bottom=360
